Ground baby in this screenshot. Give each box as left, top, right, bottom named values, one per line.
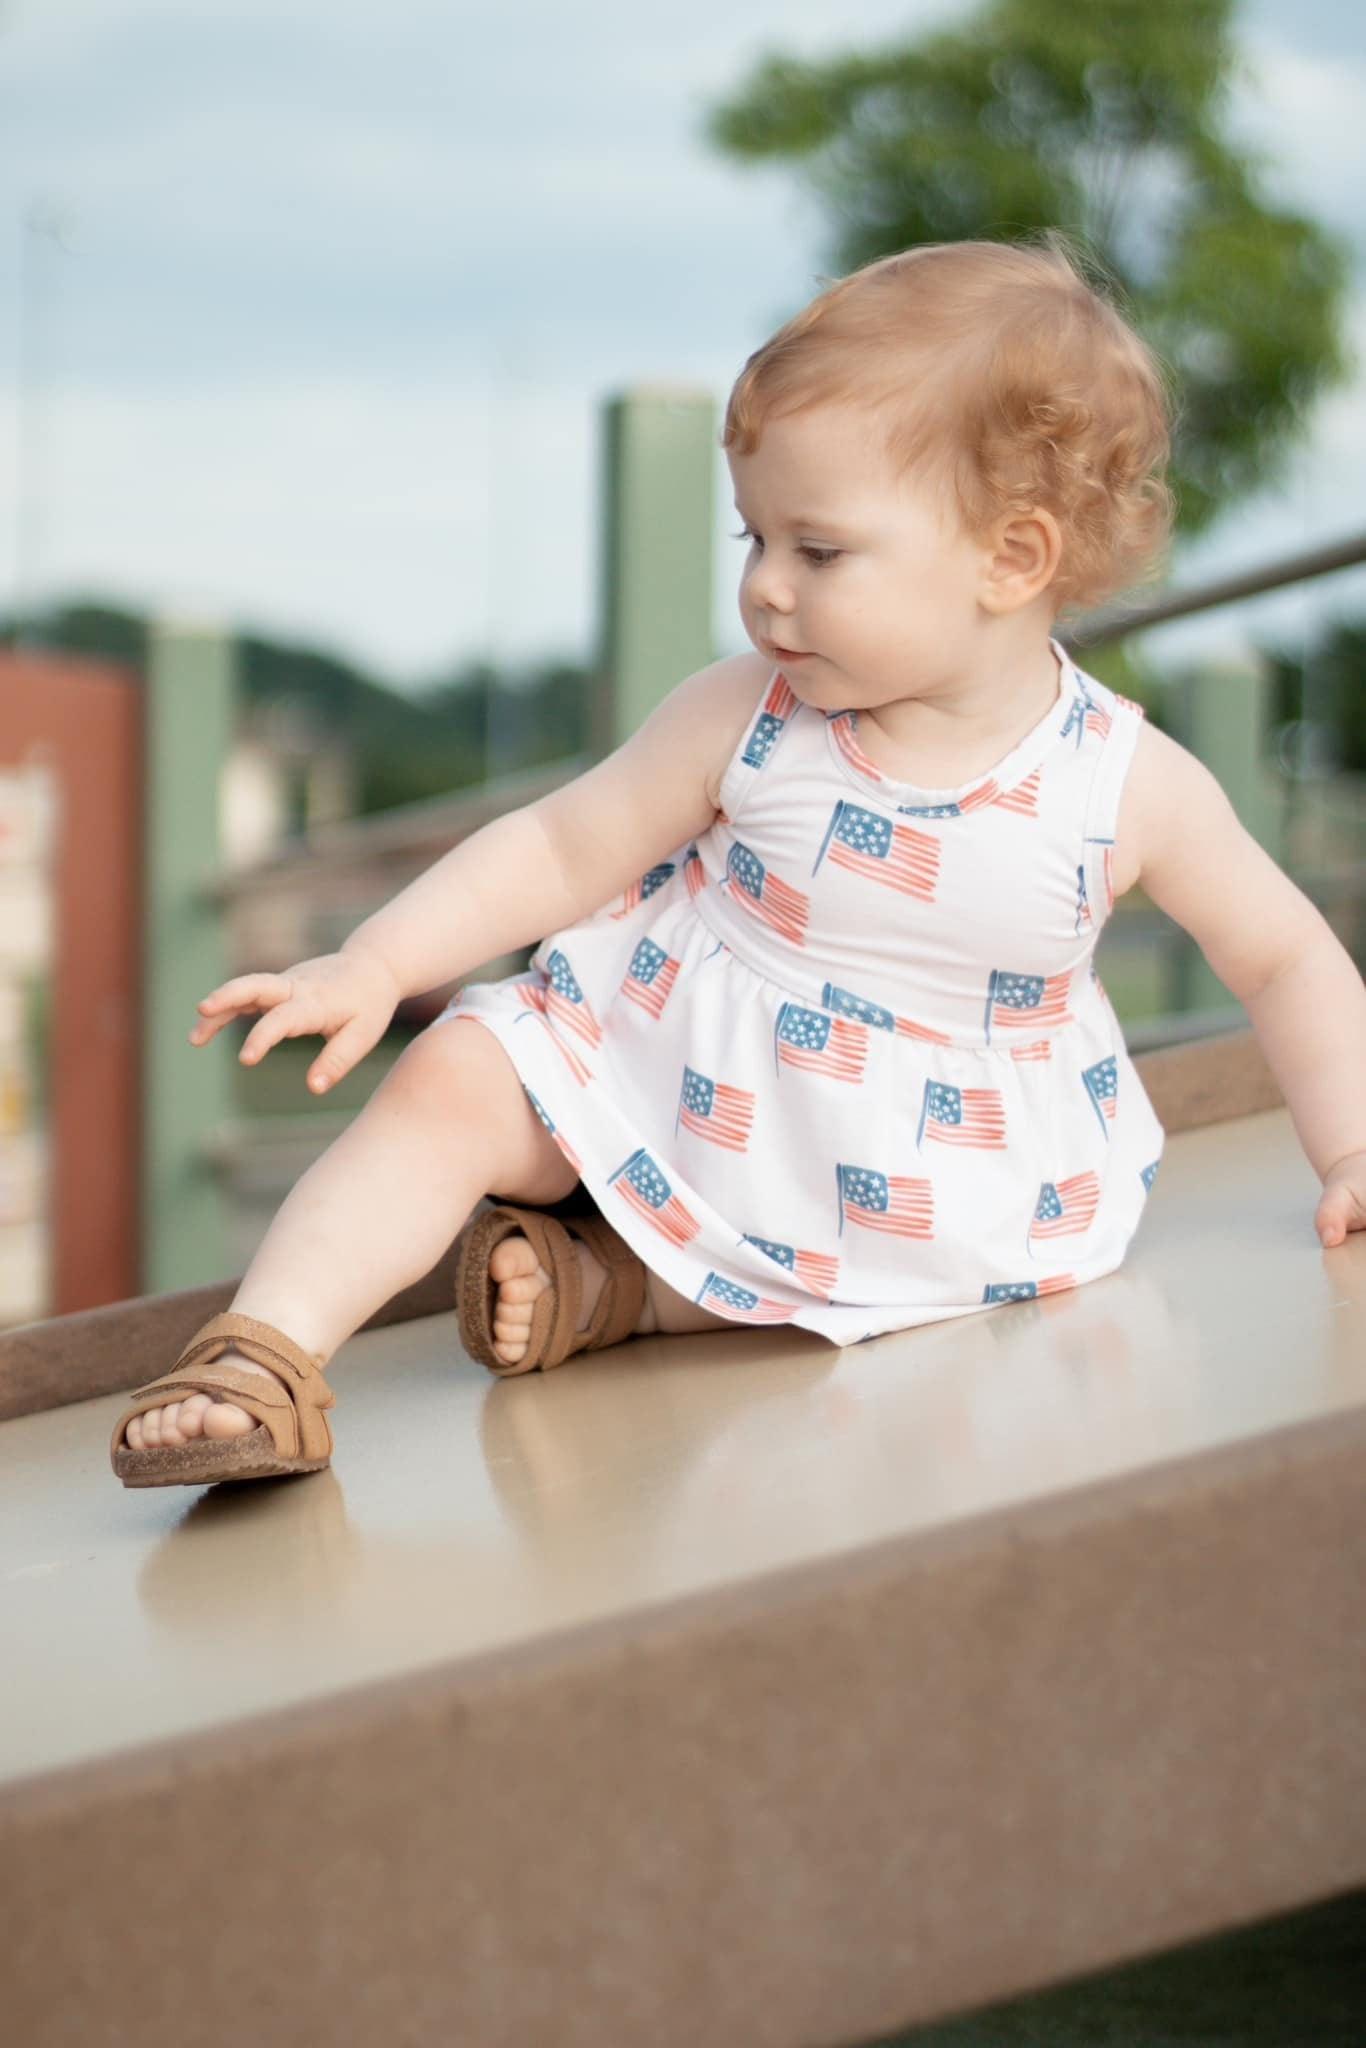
left=111, top=234, right=1366, bottom=1489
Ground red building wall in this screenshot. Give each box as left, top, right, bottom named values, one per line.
left=0, top=650, right=142, bottom=1314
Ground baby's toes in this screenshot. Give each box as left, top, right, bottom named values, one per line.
left=496, top=1269, right=550, bottom=1304
left=488, top=1235, right=540, bottom=1283
left=172, top=1392, right=213, bottom=1441
left=200, top=1398, right=258, bottom=1440
left=155, top=1400, right=188, bottom=1445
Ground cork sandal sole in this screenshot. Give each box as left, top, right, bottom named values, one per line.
left=110, top=1311, right=336, bottom=1490
left=456, top=1202, right=647, bottom=1375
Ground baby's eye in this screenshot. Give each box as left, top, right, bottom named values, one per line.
left=730, top=527, right=840, bottom=568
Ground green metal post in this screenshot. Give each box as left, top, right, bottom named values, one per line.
left=141, top=618, right=236, bottom=1293
left=594, top=386, right=715, bottom=756
left=1170, top=650, right=1281, bottom=1015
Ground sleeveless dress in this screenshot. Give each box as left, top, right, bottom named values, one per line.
left=434, top=637, right=1166, bottom=1347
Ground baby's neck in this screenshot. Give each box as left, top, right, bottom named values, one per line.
left=857, top=637, right=1064, bottom=785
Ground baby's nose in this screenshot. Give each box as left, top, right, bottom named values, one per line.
left=746, top=559, right=793, bottom=609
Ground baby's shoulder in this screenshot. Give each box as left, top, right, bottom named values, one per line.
left=1112, top=715, right=1230, bottom=903
left=694, top=651, right=779, bottom=810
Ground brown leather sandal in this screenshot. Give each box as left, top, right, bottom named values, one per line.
left=110, top=1311, right=336, bottom=1489
left=456, top=1203, right=648, bottom=1375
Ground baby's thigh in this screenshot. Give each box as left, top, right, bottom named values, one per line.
left=374, top=1014, right=580, bottom=1207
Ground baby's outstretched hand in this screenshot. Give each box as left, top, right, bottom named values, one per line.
left=188, top=948, right=401, bottom=1095
left=1315, top=1150, right=1366, bottom=1249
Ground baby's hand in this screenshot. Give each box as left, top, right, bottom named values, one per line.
left=1315, top=1150, right=1366, bottom=1248
left=188, top=948, right=401, bottom=1095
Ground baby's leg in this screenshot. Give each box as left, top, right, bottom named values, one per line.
left=120, top=1019, right=726, bottom=1451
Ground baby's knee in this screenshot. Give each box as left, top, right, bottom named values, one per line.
left=377, top=1014, right=524, bottom=1126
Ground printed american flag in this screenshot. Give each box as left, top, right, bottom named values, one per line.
left=725, top=841, right=810, bottom=945
left=985, top=968, right=1073, bottom=1040
left=744, top=1234, right=841, bottom=1300
left=1141, top=1159, right=1161, bottom=1194
left=993, top=768, right=1041, bottom=817
left=611, top=861, right=676, bottom=919
left=684, top=843, right=706, bottom=897
left=816, top=800, right=940, bottom=901
left=1083, top=1056, right=1118, bottom=1134
left=917, top=1081, right=1008, bottom=1150
left=951, top=779, right=1002, bottom=813
left=821, top=981, right=952, bottom=1048
left=836, top=1164, right=934, bottom=1239
left=515, top=983, right=594, bottom=1084
left=1062, top=688, right=1111, bottom=747
left=677, top=1064, right=755, bottom=1151
left=774, top=1001, right=868, bottom=1083
left=983, top=1275, right=1077, bottom=1303
left=1029, top=1171, right=1101, bottom=1244
left=1010, top=1039, right=1053, bottom=1063
left=608, top=1148, right=701, bottom=1247
left=696, top=1273, right=797, bottom=1323
left=823, top=983, right=896, bottom=1033
left=741, top=673, right=799, bottom=767
left=827, top=712, right=887, bottom=782
left=1074, top=861, right=1092, bottom=934
left=543, top=949, right=603, bottom=1049
left=523, top=1085, right=582, bottom=1173
left=620, top=936, right=680, bottom=1020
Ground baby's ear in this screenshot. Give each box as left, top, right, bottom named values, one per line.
left=980, top=507, right=1062, bottom=614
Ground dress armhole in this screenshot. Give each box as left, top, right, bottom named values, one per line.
left=714, top=666, right=798, bottom=826
left=1081, top=693, right=1146, bottom=930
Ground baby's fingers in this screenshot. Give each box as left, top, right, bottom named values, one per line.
left=1315, top=1183, right=1366, bottom=1248
left=307, top=1016, right=382, bottom=1095
left=188, top=976, right=291, bottom=1047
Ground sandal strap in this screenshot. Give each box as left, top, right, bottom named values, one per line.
left=562, top=1214, right=647, bottom=1355
left=110, top=1314, right=335, bottom=1462
left=498, top=1209, right=584, bottom=1368
left=487, top=1207, right=645, bottom=1369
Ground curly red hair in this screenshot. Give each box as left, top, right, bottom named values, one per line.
left=722, top=232, right=1177, bottom=620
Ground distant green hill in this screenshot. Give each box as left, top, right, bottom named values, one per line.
left=1, top=600, right=595, bottom=813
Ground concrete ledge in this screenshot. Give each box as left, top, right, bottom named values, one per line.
left=3, top=1406, right=1363, bottom=2045
left=7, top=1023, right=1363, bottom=2048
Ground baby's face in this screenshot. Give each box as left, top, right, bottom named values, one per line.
left=728, top=404, right=989, bottom=713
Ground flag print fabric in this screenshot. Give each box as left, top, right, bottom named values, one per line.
left=437, top=636, right=1166, bottom=1346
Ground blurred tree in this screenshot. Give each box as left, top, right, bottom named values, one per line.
left=1265, top=618, right=1366, bottom=776
left=0, top=600, right=593, bottom=806
left=703, top=0, right=1355, bottom=545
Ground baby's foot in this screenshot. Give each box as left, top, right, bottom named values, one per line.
left=488, top=1230, right=657, bottom=1366
left=120, top=1352, right=283, bottom=1451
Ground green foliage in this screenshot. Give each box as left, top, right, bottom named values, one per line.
left=1263, top=616, right=1366, bottom=774
left=0, top=600, right=594, bottom=811
left=703, top=0, right=1355, bottom=543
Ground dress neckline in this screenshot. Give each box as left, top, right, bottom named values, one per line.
left=820, top=637, right=1078, bottom=810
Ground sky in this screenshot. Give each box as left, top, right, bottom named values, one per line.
left=2, top=0, right=1365, bottom=695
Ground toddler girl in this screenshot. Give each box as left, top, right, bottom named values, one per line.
left=112, top=234, right=1366, bottom=1488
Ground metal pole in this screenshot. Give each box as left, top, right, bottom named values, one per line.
left=13, top=198, right=76, bottom=647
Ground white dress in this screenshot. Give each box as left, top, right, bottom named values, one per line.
left=435, top=637, right=1166, bottom=1346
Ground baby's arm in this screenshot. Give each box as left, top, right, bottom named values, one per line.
left=342, top=651, right=767, bottom=1002
left=1124, top=722, right=1366, bottom=1244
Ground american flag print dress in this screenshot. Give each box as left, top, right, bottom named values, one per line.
left=436, top=636, right=1166, bottom=1347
